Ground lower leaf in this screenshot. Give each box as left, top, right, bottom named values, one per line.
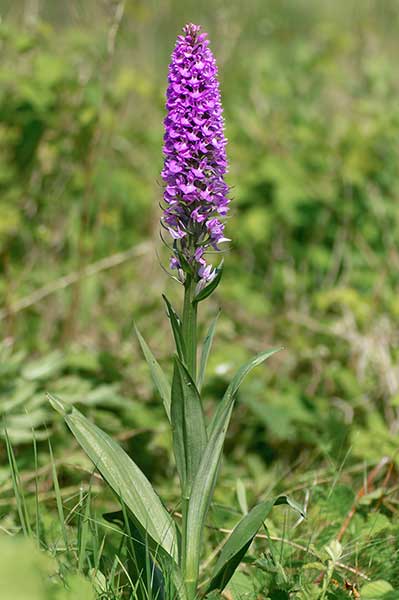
left=207, top=495, right=304, bottom=594
left=48, top=394, right=179, bottom=562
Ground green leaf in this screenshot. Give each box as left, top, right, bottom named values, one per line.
left=324, top=539, right=342, bottom=562
left=162, top=295, right=186, bottom=362
left=278, top=494, right=306, bottom=519
left=207, top=496, right=304, bottom=593
left=171, top=357, right=207, bottom=494
left=360, top=580, right=394, bottom=598
left=193, top=261, right=224, bottom=304
left=227, top=572, right=255, bottom=600
left=103, top=509, right=165, bottom=600
left=185, top=348, right=281, bottom=588
left=134, top=324, right=171, bottom=422
left=22, top=351, right=64, bottom=381
left=197, top=309, right=220, bottom=391
left=48, top=394, right=178, bottom=561
left=236, top=478, right=248, bottom=515
left=174, top=248, right=194, bottom=276
left=209, top=348, right=282, bottom=437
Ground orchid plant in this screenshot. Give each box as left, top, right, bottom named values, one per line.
left=49, top=24, right=302, bottom=600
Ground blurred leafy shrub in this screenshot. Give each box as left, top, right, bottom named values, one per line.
left=220, top=23, right=399, bottom=464
left=0, top=536, right=95, bottom=599
left=0, top=21, right=155, bottom=316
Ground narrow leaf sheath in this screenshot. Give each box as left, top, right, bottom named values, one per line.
left=171, top=356, right=207, bottom=495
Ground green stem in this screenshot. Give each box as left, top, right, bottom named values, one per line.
left=181, top=276, right=198, bottom=598
left=182, top=276, right=197, bottom=381
left=184, top=579, right=197, bottom=600
left=181, top=494, right=189, bottom=572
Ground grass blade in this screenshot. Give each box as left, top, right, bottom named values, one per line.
left=104, top=507, right=166, bottom=600
left=48, top=438, right=69, bottom=551
left=5, top=426, right=31, bottom=537
left=32, top=431, right=42, bottom=544
left=77, top=486, right=91, bottom=572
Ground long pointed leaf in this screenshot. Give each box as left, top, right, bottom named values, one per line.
left=207, top=495, right=304, bottom=593
left=171, top=357, right=207, bottom=494
left=162, top=295, right=186, bottom=362
left=185, top=348, right=281, bottom=586
left=134, top=325, right=171, bottom=422
left=48, top=394, right=178, bottom=562
left=209, top=348, right=282, bottom=437
left=197, top=309, right=220, bottom=391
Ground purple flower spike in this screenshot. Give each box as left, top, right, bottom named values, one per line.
left=161, top=23, right=229, bottom=284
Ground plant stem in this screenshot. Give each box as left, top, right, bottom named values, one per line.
left=181, top=493, right=189, bottom=574
left=182, top=276, right=197, bottom=381
left=181, top=275, right=198, bottom=598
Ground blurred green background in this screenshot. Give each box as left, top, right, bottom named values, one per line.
left=1, top=1, right=399, bottom=597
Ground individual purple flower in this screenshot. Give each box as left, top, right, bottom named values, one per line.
left=161, top=23, right=229, bottom=285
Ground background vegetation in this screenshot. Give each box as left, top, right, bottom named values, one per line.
left=1, top=1, right=399, bottom=598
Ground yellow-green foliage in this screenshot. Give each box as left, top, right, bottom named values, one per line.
left=0, top=537, right=95, bottom=600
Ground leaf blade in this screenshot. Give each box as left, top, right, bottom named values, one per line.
left=207, top=496, right=304, bottom=593
left=48, top=394, right=178, bottom=561
left=185, top=348, right=281, bottom=585
left=171, top=357, right=207, bottom=494
left=134, top=324, right=171, bottom=422
left=197, top=309, right=220, bottom=391
left=162, top=295, right=186, bottom=363
left=209, top=348, right=282, bottom=437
